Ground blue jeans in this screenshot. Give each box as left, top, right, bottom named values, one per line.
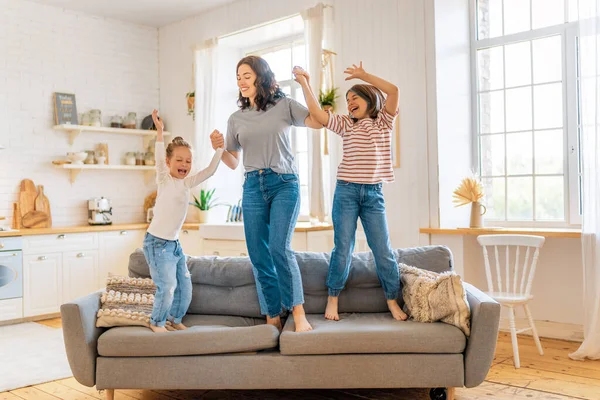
left=242, top=168, right=304, bottom=318
left=327, top=180, right=400, bottom=300
left=142, top=233, right=192, bottom=327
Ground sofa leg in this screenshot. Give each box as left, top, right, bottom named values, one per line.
left=105, top=389, right=114, bottom=400
left=447, top=387, right=455, bottom=400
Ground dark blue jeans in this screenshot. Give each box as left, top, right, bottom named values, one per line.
left=327, top=180, right=400, bottom=300
left=242, top=168, right=304, bottom=318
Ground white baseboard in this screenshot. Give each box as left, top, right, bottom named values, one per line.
left=498, top=317, right=584, bottom=342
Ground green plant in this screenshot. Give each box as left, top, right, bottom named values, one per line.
left=190, top=188, right=224, bottom=211
left=319, top=87, right=339, bottom=109
left=186, top=91, right=195, bottom=119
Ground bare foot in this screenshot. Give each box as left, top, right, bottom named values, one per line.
left=387, top=299, right=408, bottom=321
left=325, top=296, right=340, bottom=321
left=149, top=324, right=168, bottom=333
left=266, top=315, right=283, bottom=332
left=292, top=305, right=313, bottom=332
left=171, top=323, right=188, bottom=330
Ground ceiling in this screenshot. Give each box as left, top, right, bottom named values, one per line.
left=27, top=0, right=237, bottom=27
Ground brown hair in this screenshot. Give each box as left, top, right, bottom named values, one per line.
left=236, top=55, right=285, bottom=111
left=346, top=84, right=385, bottom=122
left=166, top=136, right=192, bottom=159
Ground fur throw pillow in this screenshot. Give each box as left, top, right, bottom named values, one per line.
left=96, top=275, right=156, bottom=328
left=400, top=263, right=471, bottom=336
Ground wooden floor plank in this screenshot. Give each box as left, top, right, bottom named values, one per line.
left=34, top=382, right=99, bottom=400
left=9, top=387, right=61, bottom=400
left=0, top=393, right=24, bottom=400
left=487, top=361, right=600, bottom=400
left=455, top=381, right=585, bottom=399
left=35, top=318, right=62, bottom=329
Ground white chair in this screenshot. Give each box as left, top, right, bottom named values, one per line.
left=476, top=234, right=545, bottom=368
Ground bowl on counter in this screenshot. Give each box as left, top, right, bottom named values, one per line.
left=67, top=151, right=88, bottom=165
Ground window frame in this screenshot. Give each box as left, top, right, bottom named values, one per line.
left=470, top=0, right=582, bottom=228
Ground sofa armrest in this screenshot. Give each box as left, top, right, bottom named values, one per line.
left=60, top=290, right=105, bottom=387
left=463, top=282, right=501, bottom=388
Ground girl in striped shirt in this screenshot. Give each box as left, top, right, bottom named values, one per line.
left=293, top=62, right=408, bottom=322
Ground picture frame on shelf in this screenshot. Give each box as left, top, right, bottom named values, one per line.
left=53, top=92, right=78, bottom=125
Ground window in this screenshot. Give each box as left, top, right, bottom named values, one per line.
left=249, top=40, right=311, bottom=218
left=473, top=0, right=581, bottom=226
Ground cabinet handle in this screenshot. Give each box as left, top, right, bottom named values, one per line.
left=119, top=231, right=128, bottom=236
left=0, top=253, right=17, bottom=258
left=57, top=234, right=66, bottom=240
left=240, top=252, right=247, bottom=256
left=0, top=242, right=4, bottom=249
left=38, top=256, right=47, bottom=261
left=183, top=230, right=189, bottom=234
left=213, top=251, right=220, bottom=256
left=77, top=253, right=85, bottom=258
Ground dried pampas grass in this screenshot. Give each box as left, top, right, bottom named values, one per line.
left=452, top=176, right=484, bottom=207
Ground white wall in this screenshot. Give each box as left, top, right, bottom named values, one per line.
left=159, top=0, right=431, bottom=247
left=0, top=0, right=159, bottom=226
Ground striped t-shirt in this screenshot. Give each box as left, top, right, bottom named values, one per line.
left=326, top=106, right=398, bottom=184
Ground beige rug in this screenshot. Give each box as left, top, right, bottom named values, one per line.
left=0, top=322, right=72, bottom=392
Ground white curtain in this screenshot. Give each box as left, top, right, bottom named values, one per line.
left=193, top=38, right=219, bottom=184
left=570, top=1, right=600, bottom=361
left=302, top=4, right=327, bottom=222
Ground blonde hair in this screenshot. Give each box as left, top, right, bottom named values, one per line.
left=166, top=136, right=192, bottom=158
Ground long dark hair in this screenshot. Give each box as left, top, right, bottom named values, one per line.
left=237, top=55, right=285, bottom=111
left=347, top=84, right=385, bottom=122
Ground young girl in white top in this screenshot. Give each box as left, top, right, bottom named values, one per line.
left=144, top=110, right=223, bottom=333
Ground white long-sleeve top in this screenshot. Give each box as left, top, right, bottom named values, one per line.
left=147, top=141, right=224, bottom=240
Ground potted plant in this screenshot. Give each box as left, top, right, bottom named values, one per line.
left=186, top=91, right=195, bottom=119
left=319, top=87, right=338, bottom=112
left=452, top=175, right=486, bottom=228
left=191, top=188, right=222, bottom=223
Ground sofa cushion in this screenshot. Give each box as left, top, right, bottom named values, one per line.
left=97, top=315, right=279, bottom=357
left=128, top=245, right=454, bottom=317
left=279, top=313, right=466, bottom=355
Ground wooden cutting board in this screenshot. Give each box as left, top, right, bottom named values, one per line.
left=22, top=211, right=48, bottom=228
left=12, top=203, right=21, bottom=229
left=19, top=179, right=37, bottom=218
left=35, top=185, right=52, bottom=228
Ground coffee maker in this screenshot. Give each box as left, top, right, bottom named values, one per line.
left=88, top=197, right=112, bottom=225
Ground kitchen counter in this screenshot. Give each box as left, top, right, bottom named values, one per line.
left=0, top=221, right=333, bottom=238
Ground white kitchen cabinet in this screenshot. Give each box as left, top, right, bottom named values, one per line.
left=23, top=253, right=62, bottom=317
left=179, top=229, right=203, bottom=256
left=203, top=239, right=248, bottom=257
left=62, top=250, right=99, bottom=303
left=23, top=232, right=97, bottom=254
left=98, top=230, right=144, bottom=283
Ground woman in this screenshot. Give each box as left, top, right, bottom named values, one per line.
left=210, top=56, right=323, bottom=332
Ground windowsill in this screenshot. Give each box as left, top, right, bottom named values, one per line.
left=420, top=227, right=581, bottom=238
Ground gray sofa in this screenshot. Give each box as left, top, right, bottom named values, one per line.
left=61, top=246, right=501, bottom=400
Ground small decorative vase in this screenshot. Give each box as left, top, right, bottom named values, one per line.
left=469, top=201, right=487, bottom=228
left=197, top=209, right=208, bottom=223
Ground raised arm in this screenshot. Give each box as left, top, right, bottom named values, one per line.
left=210, top=129, right=240, bottom=170
left=185, top=148, right=224, bottom=188
left=293, top=66, right=329, bottom=127
left=344, top=62, right=399, bottom=115
left=151, top=110, right=169, bottom=181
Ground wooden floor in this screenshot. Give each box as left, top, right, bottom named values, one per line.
left=2, top=318, right=599, bottom=400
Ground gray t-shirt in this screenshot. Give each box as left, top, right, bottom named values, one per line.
left=226, top=96, right=309, bottom=174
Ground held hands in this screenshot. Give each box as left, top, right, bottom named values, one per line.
left=292, top=66, right=310, bottom=85
left=210, top=129, right=225, bottom=150
left=344, top=61, right=367, bottom=81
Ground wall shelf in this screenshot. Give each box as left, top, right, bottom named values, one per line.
left=54, top=163, right=155, bottom=184
left=53, top=124, right=170, bottom=147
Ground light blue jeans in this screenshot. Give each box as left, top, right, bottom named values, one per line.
left=327, top=180, right=400, bottom=300
left=242, top=168, right=304, bottom=318
left=142, top=233, right=192, bottom=327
